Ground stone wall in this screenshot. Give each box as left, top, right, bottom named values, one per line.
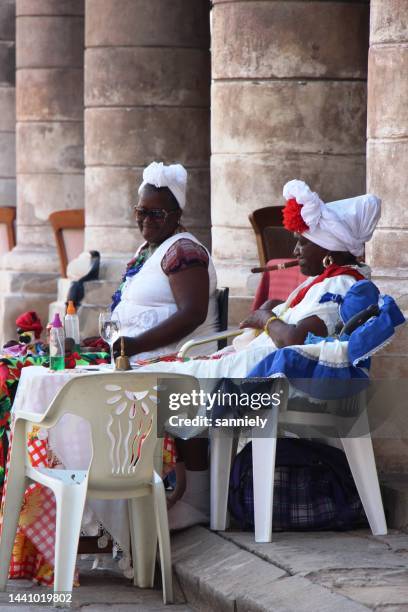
left=211, top=0, right=369, bottom=321
left=366, top=0, right=408, bottom=475
left=0, top=0, right=15, bottom=208
left=58, top=0, right=211, bottom=336
left=0, top=0, right=84, bottom=345
left=85, top=0, right=211, bottom=259
left=15, top=0, right=84, bottom=245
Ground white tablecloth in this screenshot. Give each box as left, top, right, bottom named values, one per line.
left=12, top=365, right=130, bottom=555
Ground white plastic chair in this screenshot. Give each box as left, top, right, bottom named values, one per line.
left=0, top=372, right=198, bottom=603
left=177, top=334, right=387, bottom=543
left=211, top=382, right=387, bottom=542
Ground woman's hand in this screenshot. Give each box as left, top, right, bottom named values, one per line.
left=239, top=309, right=271, bottom=330
left=239, top=299, right=284, bottom=330
left=112, top=336, right=138, bottom=359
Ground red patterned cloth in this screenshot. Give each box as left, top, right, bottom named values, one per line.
left=16, top=431, right=57, bottom=570
left=252, top=259, right=306, bottom=310
left=22, top=484, right=56, bottom=568
left=81, top=337, right=110, bottom=352
left=1, top=431, right=55, bottom=584
left=28, top=437, right=48, bottom=467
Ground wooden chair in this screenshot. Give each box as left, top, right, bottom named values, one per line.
left=0, top=206, right=16, bottom=255
left=49, top=209, right=85, bottom=277
left=249, top=206, right=297, bottom=267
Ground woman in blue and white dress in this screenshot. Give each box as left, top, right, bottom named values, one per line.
left=134, top=179, right=388, bottom=529
left=138, top=180, right=383, bottom=379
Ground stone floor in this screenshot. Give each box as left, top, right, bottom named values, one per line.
left=172, top=527, right=408, bottom=611
left=0, top=557, right=192, bottom=612
left=0, top=527, right=407, bottom=611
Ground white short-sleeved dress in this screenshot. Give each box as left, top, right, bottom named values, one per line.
left=112, top=231, right=219, bottom=362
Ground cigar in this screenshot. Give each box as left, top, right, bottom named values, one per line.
left=251, top=260, right=299, bottom=273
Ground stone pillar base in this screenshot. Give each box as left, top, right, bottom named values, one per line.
left=0, top=270, right=57, bottom=346
left=0, top=245, right=59, bottom=345
left=49, top=251, right=130, bottom=338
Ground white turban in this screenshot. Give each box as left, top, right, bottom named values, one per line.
left=283, top=179, right=381, bottom=257
left=138, top=161, right=188, bottom=209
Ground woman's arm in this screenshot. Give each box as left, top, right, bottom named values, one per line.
left=240, top=306, right=327, bottom=348
left=265, top=315, right=327, bottom=348
left=113, top=266, right=210, bottom=358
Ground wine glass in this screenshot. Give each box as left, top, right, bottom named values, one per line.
left=99, top=311, right=121, bottom=368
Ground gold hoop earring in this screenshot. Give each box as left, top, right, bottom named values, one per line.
left=322, top=254, right=334, bottom=268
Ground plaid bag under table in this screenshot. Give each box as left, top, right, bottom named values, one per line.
left=229, top=438, right=367, bottom=531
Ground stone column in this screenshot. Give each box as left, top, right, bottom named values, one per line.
left=0, top=0, right=84, bottom=344
left=0, top=0, right=15, bottom=208
left=366, top=1, right=408, bottom=488
left=74, top=0, right=210, bottom=334
left=366, top=2, right=408, bottom=300
left=211, top=0, right=369, bottom=321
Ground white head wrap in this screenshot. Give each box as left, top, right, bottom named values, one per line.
left=283, top=179, right=381, bottom=257
left=138, top=161, right=188, bottom=209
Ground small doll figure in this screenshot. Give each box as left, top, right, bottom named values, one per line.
left=14, top=311, right=46, bottom=355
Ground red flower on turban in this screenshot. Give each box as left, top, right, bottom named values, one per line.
left=282, top=198, right=309, bottom=234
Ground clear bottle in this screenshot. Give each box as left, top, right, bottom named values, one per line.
left=64, top=300, right=80, bottom=352
left=49, top=313, right=65, bottom=371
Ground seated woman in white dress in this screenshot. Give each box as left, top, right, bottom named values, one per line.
left=109, top=161, right=218, bottom=528
left=112, top=161, right=218, bottom=361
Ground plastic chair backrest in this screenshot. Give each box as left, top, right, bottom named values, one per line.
left=216, top=287, right=229, bottom=350
left=34, top=372, right=199, bottom=494
left=49, top=209, right=85, bottom=277
left=249, top=206, right=296, bottom=266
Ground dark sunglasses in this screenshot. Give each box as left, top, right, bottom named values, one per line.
left=133, top=207, right=178, bottom=221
